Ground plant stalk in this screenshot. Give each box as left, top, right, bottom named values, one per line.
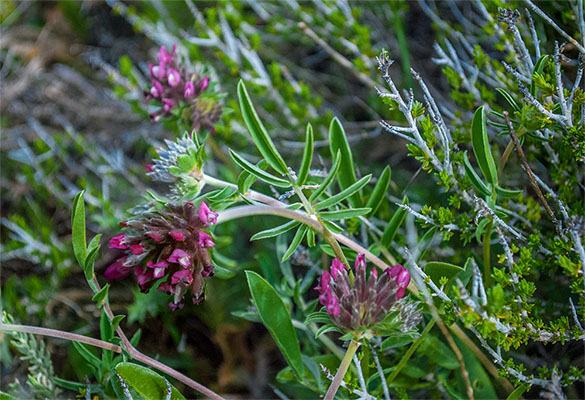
left=324, top=339, right=360, bottom=400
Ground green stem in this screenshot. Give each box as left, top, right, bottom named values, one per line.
left=386, top=318, right=435, bottom=385
left=483, top=219, right=493, bottom=288
left=324, top=339, right=360, bottom=400
left=320, top=223, right=350, bottom=267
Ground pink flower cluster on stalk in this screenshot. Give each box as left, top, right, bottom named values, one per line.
left=144, top=45, right=221, bottom=132
left=105, top=201, right=218, bottom=310
left=316, top=254, right=412, bottom=331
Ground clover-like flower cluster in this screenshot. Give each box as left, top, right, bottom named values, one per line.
left=316, top=254, right=412, bottom=331
left=105, top=201, right=218, bottom=310
left=144, top=45, right=221, bottom=132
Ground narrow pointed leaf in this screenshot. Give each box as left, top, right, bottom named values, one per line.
left=329, top=117, right=360, bottom=206
left=463, top=151, right=492, bottom=196
left=366, top=165, right=391, bottom=216
left=319, top=208, right=371, bottom=221
left=314, top=174, right=371, bottom=210
left=297, top=123, right=314, bottom=186
left=495, top=88, right=521, bottom=112
left=246, top=271, right=305, bottom=379
left=471, top=107, right=498, bottom=186
left=92, top=284, right=109, bottom=307
left=309, top=150, right=341, bottom=201
left=71, top=190, right=87, bottom=268
left=230, top=150, right=290, bottom=188
left=495, top=185, right=523, bottom=198
left=237, top=80, right=288, bottom=175
left=251, top=220, right=301, bottom=241
left=282, top=225, right=308, bottom=261
left=530, top=55, right=549, bottom=96
left=380, top=196, right=409, bottom=248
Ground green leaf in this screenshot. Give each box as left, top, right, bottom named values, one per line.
left=495, top=185, right=523, bottom=198
left=308, top=151, right=341, bottom=201
left=319, top=244, right=358, bottom=260
left=319, top=207, right=371, bottom=221
left=424, top=262, right=464, bottom=284
left=314, top=174, right=371, bottom=210
left=111, top=315, right=125, bottom=332
left=531, top=55, right=550, bottom=96
left=71, top=190, right=87, bottom=268
left=92, top=284, right=109, bottom=307
left=366, top=166, right=391, bottom=216
left=305, top=311, right=333, bottom=325
left=251, top=220, right=301, bottom=241
left=237, top=80, right=288, bottom=175
left=115, top=362, right=186, bottom=400
left=495, top=88, right=520, bottom=112
left=87, top=234, right=102, bottom=255
left=297, top=123, right=314, bottom=186
left=282, top=225, right=308, bottom=262
left=245, top=271, right=305, bottom=379
left=72, top=341, right=101, bottom=368
left=380, top=196, right=408, bottom=248
left=471, top=106, right=498, bottom=186
left=475, top=218, right=491, bottom=243
left=84, top=244, right=100, bottom=283
left=506, top=385, right=528, bottom=400
left=463, top=151, right=491, bottom=197
left=329, top=117, right=360, bottom=207
left=230, top=150, right=290, bottom=188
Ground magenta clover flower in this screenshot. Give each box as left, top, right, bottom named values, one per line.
left=315, top=255, right=412, bottom=331
left=104, top=201, right=218, bottom=309
left=143, top=45, right=222, bottom=133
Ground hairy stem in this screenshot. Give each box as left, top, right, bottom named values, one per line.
left=324, top=339, right=360, bottom=400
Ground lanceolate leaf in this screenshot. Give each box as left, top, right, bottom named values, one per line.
left=380, top=196, right=408, bottom=248
left=471, top=107, right=498, bottom=186
left=282, top=225, right=308, bottom=261
left=424, top=261, right=464, bottom=284
left=115, top=362, right=185, bottom=400
left=463, top=151, right=492, bottom=197
left=530, top=55, right=549, bottom=96
left=314, top=174, right=372, bottom=210
left=251, top=220, right=301, bottom=241
left=366, top=165, right=391, bottom=216
left=237, top=80, right=289, bottom=175
left=72, top=190, right=87, bottom=268
left=245, top=271, right=305, bottom=379
left=329, top=117, right=360, bottom=207
left=297, top=123, right=314, bottom=186
left=318, top=207, right=371, bottom=221
left=230, top=150, right=291, bottom=188
left=309, top=150, right=341, bottom=201
left=495, top=88, right=521, bottom=113
left=495, top=185, right=523, bottom=199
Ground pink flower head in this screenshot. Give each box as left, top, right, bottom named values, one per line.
left=184, top=81, right=195, bottom=98
left=150, top=62, right=166, bottom=80
left=169, top=301, right=184, bottom=311
left=129, top=244, right=144, bottom=255
left=355, top=253, right=367, bottom=272
left=109, top=234, right=127, bottom=249
left=197, top=232, right=214, bottom=248
left=325, top=287, right=340, bottom=317
left=330, top=258, right=346, bottom=280
left=316, top=270, right=331, bottom=305
left=150, top=80, right=164, bottom=97
left=104, top=257, right=131, bottom=280
left=388, top=265, right=411, bottom=299
left=167, top=248, right=191, bottom=268
left=158, top=45, right=175, bottom=65
left=143, top=164, right=154, bottom=173
left=198, top=202, right=218, bottom=226
left=162, top=98, right=174, bottom=112
left=134, top=266, right=153, bottom=288
left=171, top=269, right=193, bottom=286
left=157, top=281, right=173, bottom=294
left=371, top=267, right=378, bottom=279
left=169, top=230, right=186, bottom=241
left=146, top=260, right=169, bottom=279
left=200, top=75, right=209, bottom=91
left=167, top=68, right=180, bottom=87
left=147, top=231, right=163, bottom=242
